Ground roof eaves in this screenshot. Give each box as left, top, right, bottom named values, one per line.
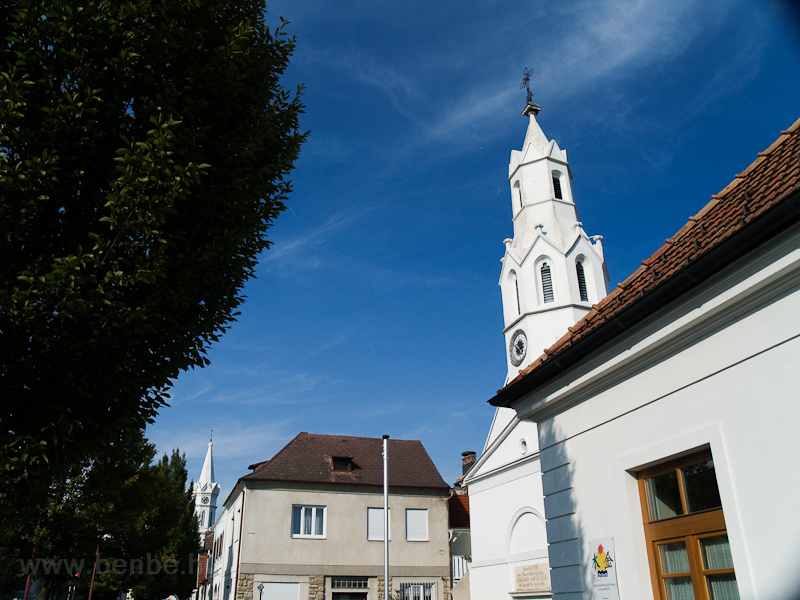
left=491, top=119, right=800, bottom=408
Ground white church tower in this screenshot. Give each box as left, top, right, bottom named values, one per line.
left=499, top=99, right=609, bottom=384
left=461, top=82, right=612, bottom=600
left=193, top=439, right=220, bottom=535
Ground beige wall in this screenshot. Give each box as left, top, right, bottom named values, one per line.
left=238, top=482, right=449, bottom=577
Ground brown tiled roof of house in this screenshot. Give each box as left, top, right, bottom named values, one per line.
left=448, top=493, right=470, bottom=529
left=242, top=432, right=449, bottom=490
left=492, top=117, right=800, bottom=407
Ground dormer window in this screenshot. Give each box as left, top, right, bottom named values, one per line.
left=332, top=457, right=352, bottom=472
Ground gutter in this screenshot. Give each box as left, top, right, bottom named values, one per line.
left=490, top=184, right=800, bottom=408
left=230, top=482, right=246, bottom=600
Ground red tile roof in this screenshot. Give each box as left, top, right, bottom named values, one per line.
left=242, top=432, right=449, bottom=490
left=492, top=117, right=800, bottom=407
left=448, top=493, right=470, bottom=529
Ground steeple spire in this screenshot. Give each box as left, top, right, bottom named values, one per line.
left=498, top=83, right=609, bottom=383
left=199, top=439, right=215, bottom=486
left=193, top=437, right=220, bottom=534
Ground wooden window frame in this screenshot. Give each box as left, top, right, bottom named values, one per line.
left=637, top=450, right=737, bottom=600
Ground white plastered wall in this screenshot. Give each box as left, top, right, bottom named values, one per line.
left=518, top=226, right=800, bottom=599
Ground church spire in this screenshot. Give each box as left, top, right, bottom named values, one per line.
left=498, top=71, right=609, bottom=384
left=193, top=437, right=220, bottom=534
left=199, top=438, right=215, bottom=486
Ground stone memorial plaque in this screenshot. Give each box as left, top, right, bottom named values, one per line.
left=514, top=563, right=551, bottom=592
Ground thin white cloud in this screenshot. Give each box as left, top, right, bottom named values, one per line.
left=315, top=46, right=425, bottom=125
left=419, top=0, right=734, bottom=146
left=261, top=206, right=375, bottom=267
left=537, top=0, right=722, bottom=100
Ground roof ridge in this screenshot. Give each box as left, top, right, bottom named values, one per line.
left=252, top=431, right=306, bottom=472
left=304, top=432, right=420, bottom=443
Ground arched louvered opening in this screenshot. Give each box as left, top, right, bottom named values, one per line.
left=540, top=263, right=554, bottom=303
left=552, top=173, right=563, bottom=200
left=513, top=180, right=522, bottom=209
left=576, top=260, right=589, bottom=302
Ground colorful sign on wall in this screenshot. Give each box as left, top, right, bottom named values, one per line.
left=589, top=537, right=620, bottom=600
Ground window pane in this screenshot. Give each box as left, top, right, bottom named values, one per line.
left=291, top=506, right=301, bottom=535
left=682, top=460, right=721, bottom=513
left=367, top=507, right=386, bottom=541
left=664, top=577, right=695, bottom=600
left=303, top=507, right=312, bottom=535
left=706, top=574, right=740, bottom=600
left=315, top=507, right=324, bottom=536
left=701, top=535, right=734, bottom=570
left=646, top=471, right=682, bottom=520
left=659, top=541, right=690, bottom=574
left=406, top=509, right=428, bottom=541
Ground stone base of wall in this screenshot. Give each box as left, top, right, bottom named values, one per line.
left=308, top=575, right=325, bottom=600
left=377, top=576, right=394, bottom=599
left=236, top=573, right=254, bottom=600
left=442, top=576, right=452, bottom=600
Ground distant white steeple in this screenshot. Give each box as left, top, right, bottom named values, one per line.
left=193, top=438, right=220, bottom=534
left=499, top=100, right=609, bottom=385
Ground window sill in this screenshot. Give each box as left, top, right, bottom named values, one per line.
left=291, top=535, right=326, bottom=540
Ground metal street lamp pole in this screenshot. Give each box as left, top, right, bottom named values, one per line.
left=382, top=435, right=389, bottom=600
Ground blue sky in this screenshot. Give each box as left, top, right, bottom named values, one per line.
left=147, top=0, right=800, bottom=497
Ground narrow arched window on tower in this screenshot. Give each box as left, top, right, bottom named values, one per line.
left=541, top=263, right=554, bottom=303
left=513, top=181, right=522, bottom=209
left=576, top=260, right=589, bottom=302
left=552, top=174, right=563, bottom=200
left=515, top=275, right=521, bottom=314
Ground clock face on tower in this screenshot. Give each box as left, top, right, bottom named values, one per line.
left=201, top=496, right=209, bottom=504
left=509, top=329, right=528, bottom=366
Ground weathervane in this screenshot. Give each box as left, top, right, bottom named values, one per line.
left=520, top=67, right=541, bottom=115
left=521, top=67, right=534, bottom=104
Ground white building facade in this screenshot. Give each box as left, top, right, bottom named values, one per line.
left=208, top=433, right=451, bottom=600
left=490, top=119, right=800, bottom=599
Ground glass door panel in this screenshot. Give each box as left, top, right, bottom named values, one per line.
left=664, top=577, right=695, bottom=600
left=706, top=574, right=739, bottom=600
left=660, top=541, right=690, bottom=574
left=700, top=535, right=733, bottom=570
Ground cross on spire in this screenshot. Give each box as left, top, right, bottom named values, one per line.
left=521, top=67, right=534, bottom=104
left=520, top=67, right=541, bottom=115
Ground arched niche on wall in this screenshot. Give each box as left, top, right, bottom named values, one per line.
left=508, top=508, right=547, bottom=555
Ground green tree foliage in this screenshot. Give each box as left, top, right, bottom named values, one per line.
left=0, top=0, right=305, bottom=502
left=1, top=430, right=200, bottom=600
